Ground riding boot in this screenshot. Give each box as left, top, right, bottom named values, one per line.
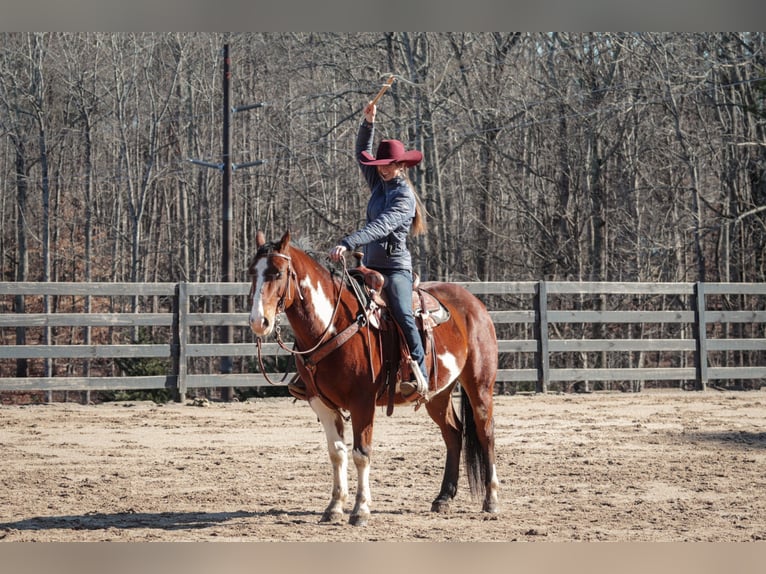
left=400, top=359, right=428, bottom=399
left=287, top=375, right=308, bottom=401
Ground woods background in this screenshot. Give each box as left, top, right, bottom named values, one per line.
left=2, top=32, right=765, bottom=287
left=1, top=33, right=765, bottom=390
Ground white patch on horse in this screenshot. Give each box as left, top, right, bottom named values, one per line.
left=309, top=397, right=348, bottom=517
left=300, top=276, right=337, bottom=334
left=248, top=258, right=269, bottom=332
left=490, top=464, right=500, bottom=491
left=437, top=351, right=462, bottom=385
left=351, top=448, right=372, bottom=522
left=488, top=463, right=500, bottom=510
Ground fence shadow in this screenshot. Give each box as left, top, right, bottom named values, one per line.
left=685, top=431, right=766, bottom=450
left=0, top=509, right=314, bottom=532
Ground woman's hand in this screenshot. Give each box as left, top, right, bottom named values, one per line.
left=364, top=101, right=376, bottom=124
left=329, top=244, right=347, bottom=262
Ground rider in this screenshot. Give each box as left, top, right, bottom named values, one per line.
left=328, top=99, right=429, bottom=400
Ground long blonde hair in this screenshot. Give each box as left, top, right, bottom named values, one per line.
left=400, top=166, right=427, bottom=237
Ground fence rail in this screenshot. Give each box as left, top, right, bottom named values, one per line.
left=1, top=281, right=764, bottom=400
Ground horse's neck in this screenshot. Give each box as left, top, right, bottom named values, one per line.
left=287, top=250, right=353, bottom=344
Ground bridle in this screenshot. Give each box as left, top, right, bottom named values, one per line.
left=252, top=251, right=367, bottom=387
left=248, top=252, right=299, bottom=315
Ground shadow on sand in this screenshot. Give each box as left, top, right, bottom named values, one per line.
left=0, top=509, right=317, bottom=532
left=684, top=430, right=766, bottom=449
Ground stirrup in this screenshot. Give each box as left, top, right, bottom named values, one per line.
left=400, top=360, right=428, bottom=400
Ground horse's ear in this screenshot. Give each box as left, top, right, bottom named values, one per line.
left=278, top=230, right=291, bottom=252
left=256, top=231, right=266, bottom=248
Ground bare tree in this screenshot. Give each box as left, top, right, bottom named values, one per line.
left=1, top=32, right=765, bottom=293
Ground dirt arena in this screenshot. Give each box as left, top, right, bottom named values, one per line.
left=1, top=390, right=765, bottom=542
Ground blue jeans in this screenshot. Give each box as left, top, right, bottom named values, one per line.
left=378, top=268, right=426, bottom=379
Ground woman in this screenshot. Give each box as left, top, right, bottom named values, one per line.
left=329, top=100, right=428, bottom=399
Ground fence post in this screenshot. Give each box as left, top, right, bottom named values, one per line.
left=169, top=282, right=189, bottom=402
left=694, top=281, right=708, bottom=391
left=535, top=280, right=549, bottom=393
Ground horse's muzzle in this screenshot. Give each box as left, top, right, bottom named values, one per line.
left=249, top=315, right=272, bottom=336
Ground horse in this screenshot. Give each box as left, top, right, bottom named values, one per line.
left=247, top=230, right=499, bottom=526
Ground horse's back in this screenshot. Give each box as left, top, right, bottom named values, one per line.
left=420, top=281, right=498, bottom=355
left=420, top=281, right=495, bottom=332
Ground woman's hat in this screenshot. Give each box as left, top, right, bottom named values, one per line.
left=360, top=139, right=423, bottom=167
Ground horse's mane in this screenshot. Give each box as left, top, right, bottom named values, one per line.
left=253, top=234, right=334, bottom=275
left=254, top=233, right=308, bottom=256
left=290, top=235, right=318, bottom=257
left=290, top=236, right=347, bottom=283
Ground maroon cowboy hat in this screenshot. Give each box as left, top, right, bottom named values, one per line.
left=360, top=139, right=423, bottom=167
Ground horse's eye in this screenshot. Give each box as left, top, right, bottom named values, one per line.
left=266, top=272, right=283, bottom=280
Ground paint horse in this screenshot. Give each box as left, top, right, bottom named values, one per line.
left=248, top=231, right=499, bottom=525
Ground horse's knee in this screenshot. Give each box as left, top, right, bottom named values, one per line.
left=352, top=447, right=370, bottom=468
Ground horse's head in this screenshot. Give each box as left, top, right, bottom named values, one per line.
left=248, top=230, right=296, bottom=336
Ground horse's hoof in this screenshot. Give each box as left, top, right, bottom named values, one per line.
left=482, top=500, right=499, bottom=513
left=349, top=513, right=369, bottom=527
left=431, top=499, right=451, bottom=513
left=320, top=510, right=344, bottom=523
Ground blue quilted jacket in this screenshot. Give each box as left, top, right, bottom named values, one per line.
left=339, top=120, right=416, bottom=272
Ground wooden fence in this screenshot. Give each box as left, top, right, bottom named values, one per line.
left=1, top=281, right=764, bottom=401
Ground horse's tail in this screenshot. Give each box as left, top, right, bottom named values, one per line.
left=461, top=385, right=489, bottom=501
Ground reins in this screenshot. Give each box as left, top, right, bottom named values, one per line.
left=273, top=255, right=345, bottom=358
left=254, top=253, right=372, bottom=386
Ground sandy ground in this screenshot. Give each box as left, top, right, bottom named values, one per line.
left=1, top=390, right=765, bottom=542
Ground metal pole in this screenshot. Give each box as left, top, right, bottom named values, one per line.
left=220, top=44, right=233, bottom=401
left=187, top=44, right=266, bottom=402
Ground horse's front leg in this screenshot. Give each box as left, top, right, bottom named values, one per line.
left=309, top=397, right=348, bottom=523
left=349, top=405, right=375, bottom=526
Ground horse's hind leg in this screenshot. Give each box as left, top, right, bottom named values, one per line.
left=477, top=414, right=500, bottom=513
left=461, top=383, right=500, bottom=513
left=309, top=397, right=348, bottom=523
left=425, top=388, right=462, bottom=513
